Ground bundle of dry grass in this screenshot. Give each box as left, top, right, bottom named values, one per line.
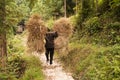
left=26, top=14, right=47, bottom=53
left=54, top=36, right=68, bottom=49
left=53, top=18, right=73, bottom=55
left=53, top=18, right=73, bottom=38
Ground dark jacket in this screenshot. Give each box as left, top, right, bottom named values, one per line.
left=17, top=19, right=25, bottom=27
left=45, top=31, right=58, bottom=48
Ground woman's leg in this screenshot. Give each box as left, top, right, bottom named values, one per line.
left=50, top=48, right=54, bottom=64
left=45, top=48, right=49, bottom=62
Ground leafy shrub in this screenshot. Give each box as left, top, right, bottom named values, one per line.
left=0, top=72, right=17, bottom=80
left=20, top=56, right=44, bottom=80
left=60, top=40, right=120, bottom=80
left=7, top=54, right=26, bottom=78
left=98, top=0, right=110, bottom=15
left=46, top=18, right=55, bottom=29
left=69, top=15, right=78, bottom=27
left=107, top=22, right=120, bottom=30
left=7, top=35, right=25, bottom=55
left=59, top=42, right=94, bottom=79
left=84, top=17, right=102, bottom=35
left=77, top=20, right=120, bottom=45
left=75, top=45, right=120, bottom=80
left=103, top=22, right=120, bottom=45
left=0, top=54, right=26, bottom=80
left=110, top=0, right=120, bottom=19
left=21, top=67, right=44, bottom=80
left=83, top=46, right=120, bottom=80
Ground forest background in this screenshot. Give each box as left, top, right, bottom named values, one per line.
left=0, top=0, right=120, bottom=80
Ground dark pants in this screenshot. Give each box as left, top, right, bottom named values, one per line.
left=45, top=48, right=54, bottom=64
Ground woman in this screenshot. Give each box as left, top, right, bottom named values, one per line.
left=45, top=29, right=58, bottom=65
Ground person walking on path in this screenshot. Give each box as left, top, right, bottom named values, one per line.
left=45, top=29, right=58, bottom=65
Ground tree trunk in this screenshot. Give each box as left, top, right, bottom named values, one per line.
left=81, top=0, right=84, bottom=21
left=0, top=33, right=7, bottom=67
left=0, top=0, right=7, bottom=68
left=76, top=0, right=78, bottom=16
left=95, top=0, right=98, bottom=15
left=64, top=0, right=66, bottom=18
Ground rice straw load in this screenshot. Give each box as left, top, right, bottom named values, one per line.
left=53, top=18, right=73, bottom=52
left=26, top=14, right=47, bottom=53
left=54, top=36, right=68, bottom=49
left=53, top=18, right=73, bottom=38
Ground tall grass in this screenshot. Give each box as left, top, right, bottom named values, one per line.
left=20, top=55, right=45, bottom=80
left=60, top=41, right=120, bottom=80
left=0, top=31, right=45, bottom=80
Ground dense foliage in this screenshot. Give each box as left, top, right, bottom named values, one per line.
left=60, top=42, right=120, bottom=80
left=60, top=0, right=120, bottom=80
left=75, top=0, right=120, bottom=46
left=0, top=0, right=120, bottom=80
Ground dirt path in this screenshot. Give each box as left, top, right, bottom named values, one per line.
left=21, top=32, right=74, bottom=80
left=38, top=53, right=74, bottom=80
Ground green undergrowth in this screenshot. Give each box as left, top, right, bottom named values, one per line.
left=0, top=32, right=45, bottom=80
left=20, top=55, right=45, bottom=80
left=60, top=41, right=120, bottom=80
left=0, top=54, right=45, bottom=80
left=0, top=54, right=25, bottom=80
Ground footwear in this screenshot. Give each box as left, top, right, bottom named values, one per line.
left=46, top=59, right=49, bottom=62
left=50, top=61, right=52, bottom=65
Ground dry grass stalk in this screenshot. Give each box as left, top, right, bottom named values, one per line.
left=53, top=18, right=73, bottom=38
left=53, top=18, right=73, bottom=55
left=26, top=14, right=47, bottom=53
left=54, top=36, right=68, bottom=49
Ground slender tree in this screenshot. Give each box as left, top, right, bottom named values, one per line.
left=64, top=0, right=66, bottom=17
left=95, top=0, right=98, bottom=15
left=81, top=0, right=84, bottom=21
left=76, top=0, right=78, bottom=15
left=0, top=0, right=7, bottom=68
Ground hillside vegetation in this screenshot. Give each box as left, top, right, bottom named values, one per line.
left=59, top=0, right=120, bottom=80
left=0, top=0, right=120, bottom=80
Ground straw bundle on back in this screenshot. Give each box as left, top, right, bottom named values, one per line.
left=53, top=18, right=73, bottom=38
left=26, top=14, right=47, bottom=53
left=54, top=36, right=68, bottom=49
left=53, top=18, right=73, bottom=55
